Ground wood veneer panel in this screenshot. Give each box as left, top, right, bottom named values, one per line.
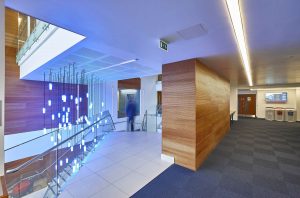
left=162, top=59, right=230, bottom=171
left=162, top=59, right=196, bottom=170
left=118, top=78, right=141, bottom=89
left=5, top=8, right=18, bottom=48
left=5, top=46, right=88, bottom=135
left=195, top=60, right=230, bottom=169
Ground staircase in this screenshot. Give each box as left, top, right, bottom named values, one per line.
left=5, top=111, right=115, bottom=198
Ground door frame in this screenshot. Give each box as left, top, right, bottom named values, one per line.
left=238, top=94, right=257, bottom=117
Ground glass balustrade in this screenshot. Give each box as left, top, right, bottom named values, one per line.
left=16, top=20, right=50, bottom=63
left=140, top=107, right=162, bottom=132
left=5, top=111, right=114, bottom=198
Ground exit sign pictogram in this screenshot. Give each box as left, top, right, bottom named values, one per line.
left=159, top=40, right=168, bottom=51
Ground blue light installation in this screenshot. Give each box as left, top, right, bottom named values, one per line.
left=42, top=66, right=105, bottom=187
left=62, top=95, right=67, bottom=102
left=49, top=83, right=53, bottom=91
left=58, top=133, right=62, bottom=140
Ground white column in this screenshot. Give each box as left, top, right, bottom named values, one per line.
left=230, top=84, right=238, bottom=120
left=0, top=0, right=5, bottom=176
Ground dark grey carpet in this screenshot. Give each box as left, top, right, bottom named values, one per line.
left=132, top=118, right=300, bottom=198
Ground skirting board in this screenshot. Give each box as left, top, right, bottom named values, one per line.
left=161, top=153, right=174, bottom=164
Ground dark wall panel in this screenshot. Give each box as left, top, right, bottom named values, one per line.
left=5, top=46, right=88, bottom=135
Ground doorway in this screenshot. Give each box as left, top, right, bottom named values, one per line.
left=238, top=94, right=256, bottom=117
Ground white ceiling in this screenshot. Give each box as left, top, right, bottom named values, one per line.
left=5, top=0, right=300, bottom=87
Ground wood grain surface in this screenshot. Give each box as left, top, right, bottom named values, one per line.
left=162, top=59, right=230, bottom=170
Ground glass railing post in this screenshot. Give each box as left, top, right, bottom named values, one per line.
left=56, top=129, right=59, bottom=197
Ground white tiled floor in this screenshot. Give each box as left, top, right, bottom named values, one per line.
left=59, top=132, right=172, bottom=198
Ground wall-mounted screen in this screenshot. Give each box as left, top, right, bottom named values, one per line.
left=265, top=92, right=287, bottom=103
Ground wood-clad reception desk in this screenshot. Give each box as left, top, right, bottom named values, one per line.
left=162, top=59, right=230, bottom=171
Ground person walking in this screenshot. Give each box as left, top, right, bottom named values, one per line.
left=126, top=98, right=136, bottom=131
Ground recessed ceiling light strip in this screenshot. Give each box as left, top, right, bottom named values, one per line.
left=226, top=0, right=253, bottom=86
left=86, top=58, right=138, bottom=74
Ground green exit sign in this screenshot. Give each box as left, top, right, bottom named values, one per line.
left=159, top=40, right=168, bottom=51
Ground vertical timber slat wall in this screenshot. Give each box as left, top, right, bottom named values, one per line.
left=162, top=59, right=196, bottom=170
left=162, top=59, right=230, bottom=171
left=0, top=0, right=5, bottom=176
left=195, top=60, right=230, bottom=169
left=5, top=46, right=88, bottom=135
left=4, top=9, right=89, bottom=135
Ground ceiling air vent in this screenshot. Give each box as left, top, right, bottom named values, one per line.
left=177, top=24, right=207, bottom=40
left=162, top=24, right=207, bottom=43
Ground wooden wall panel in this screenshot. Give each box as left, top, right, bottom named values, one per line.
left=162, top=59, right=230, bottom=171
left=118, top=78, right=141, bottom=89
left=5, top=46, right=88, bottom=135
left=195, top=60, right=230, bottom=169
left=5, top=8, right=18, bottom=48
left=162, top=59, right=196, bottom=170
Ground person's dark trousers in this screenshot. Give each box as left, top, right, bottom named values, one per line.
left=128, top=117, right=134, bottom=131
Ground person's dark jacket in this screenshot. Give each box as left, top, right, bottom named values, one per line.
left=126, top=101, right=136, bottom=119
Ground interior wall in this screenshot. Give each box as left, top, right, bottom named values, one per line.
left=102, top=76, right=158, bottom=131
left=162, top=59, right=230, bottom=171
left=4, top=9, right=88, bottom=135
left=195, top=60, right=230, bottom=169
left=5, top=46, right=88, bottom=135
left=230, top=84, right=238, bottom=120
left=162, top=59, right=196, bottom=170
left=141, top=75, right=157, bottom=115
left=256, top=89, right=297, bottom=119
left=297, top=88, right=300, bottom=121
left=0, top=0, right=5, bottom=176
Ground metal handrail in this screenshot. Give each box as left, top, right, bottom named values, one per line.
left=6, top=114, right=111, bottom=174
left=5, top=119, right=92, bottom=152
left=5, top=128, right=60, bottom=152
left=7, top=121, right=115, bottom=192
left=5, top=114, right=100, bottom=152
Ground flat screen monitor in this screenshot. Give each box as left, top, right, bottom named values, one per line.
left=265, top=92, right=287, bottom=103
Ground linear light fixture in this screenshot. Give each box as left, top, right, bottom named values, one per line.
left=225, top=0, right=253, bottom=86
left=86, top=58, right=138, bottom=75
left=250, top=87, right=299, bottom=91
